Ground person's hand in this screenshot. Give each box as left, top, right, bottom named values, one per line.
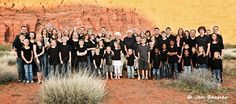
left=68, top=60, right=71, bottom=63
left=36, top=59, right=40, bottom=64
left=60, top=61, right=63, bottom=64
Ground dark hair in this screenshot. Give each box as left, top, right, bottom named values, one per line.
left=29, top=31, right=36, bottom=39
left=145, top=30, right=151, bottom=36
left=190, top=29, right=196, bottom=33
left=154, top=27, right=159, bottom=30
left=41, top=28, right=49, bottom=37
left=197, top=26, right=206, bottom=33
left=161, top=31, right=166, bottom=34
left=177, top=28, right=185, bottom=36
left=211, top=33, right=218, bottom=42
left=166, top=27, right=171, bottom=31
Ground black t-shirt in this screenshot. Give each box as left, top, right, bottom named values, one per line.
left=35, top=43, right=44, bottom=55
left=152, top=53, right=162, bottom=68
left=168, top=46, right=178, bottom=63
left=59, top=44, right=71, bottom=63
left=191, top=52, right=198, bottom=67
left=76, top=45, right=87, bottom=62
left=113, top=48, right=121, bottom=60
left=161, top=50, right=168, bottom=62
left=110, top=39, right=125, bottom=55
left=86, top=40, right=97, bottom=56
left=21, top=47, right=32, bottom=64
left=157, top=38, right=168, bottom=50
left=99, top=47, right=105, bottom=57
left=93, top=53, right=103, bottom=67
left=210, top=42, right=224, bottom=57
left=183, top=55, right=191, bottom=66
left=126, top=54, right=135, bottom=66
left=133, top=42, right=140, bottom=57
left=196, top=35, right=210, bottom=51
left=48, top=46, right=60, bottom=65
left=124, top=35, right=136, bottom=50
left=166, top=34, right=176, bottom=45
left=69, top=39, right=79, bottom=53
left=103, top=52, right=113, bottom=65
left=197, top=54, right=207, bottom=65
left=212, top=59, right=222, bottom=70
left=189, top=37, right=196, bottom=48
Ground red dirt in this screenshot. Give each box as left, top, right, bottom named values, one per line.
left=0, top=77, right=235, bottom=104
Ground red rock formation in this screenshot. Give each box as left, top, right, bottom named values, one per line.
left=0, top=5, right=152, bottom=43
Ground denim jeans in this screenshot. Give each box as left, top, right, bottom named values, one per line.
left=16, top=58, right=25, bottom=81
left=127, top=66, right=135, bottom=78
left=87, top=55, right=92, bottom=70
left=153, top=67, right=161, bottom=79
left=183, top=66, right=191, bottom=74
left=24, top=64, right=33, bottom=81
left=198, top=64, right=207, bottom=71
left=62, top=62, right=71, bottom=77
left=160, top=62, right=168, bottom=78
left=42, top=53, right=49, bottom=78
left=213, top=69, right=221, bottom=83
left=77, top=61, right=88, bottom=73
left=35, top=56, right=44, bottom=72
left=169, top=63, right=178, bottom=79
left=49, top=64, right=60, bottom=77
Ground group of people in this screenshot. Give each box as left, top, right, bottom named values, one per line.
left=12, top=25, right=224, bottom=84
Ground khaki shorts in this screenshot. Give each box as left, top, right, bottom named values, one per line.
left=104, top=64, right=113, bottom=73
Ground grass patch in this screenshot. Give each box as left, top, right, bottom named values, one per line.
left=39, top=72, right=107, bottom=104
left=0, top=44, right=12, bottom=51
left=224, top=44, right=236, bottom=49
left=0, top=54, right=17, bottom=84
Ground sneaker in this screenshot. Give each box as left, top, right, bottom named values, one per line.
left=145, top=77, right=148, bottom=80
left=23, top=80, right=26, bottom=83
left=30, top=81, right=34, bottom=83
left=142, top=76, right=145, bottom=80
left=26, top=81, right=30, bottom=83
left=138, top=76, right=140, bottom=80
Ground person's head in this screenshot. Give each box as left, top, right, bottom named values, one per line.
left=127, top=48, right=133, bottom=55
left=114, top=32, right=121, bottom=40
left=169, top=40, right=175, bottom=46
left=21, top=26, right=28, bottom=34
left=133, top=27, right=138, bottom=34
left=79, top=27, right=85, bottom=34
left=126, top=30, right=133, bottom=37
left=51, top=39, right=57, bottom=47
left=95, top=48, right=100, bottom=54
left=36, top=34, right=42, bottom=42
left=161, top=31, right=166, bottom=38
left=192, top=47, right=196, bottom=53
left=206, top=29, right=211, bottom=35
left=52, top=28, right=57, bottom=36
left=105, top=32, right=111, bottom=39
left=166, top=27, right=171, bottom=35
left=98, top=40, right=104, bottom=47
left=62, top=36, right=68, bottom=44
left=154, top=27, right=160, bottom=35
left=84, top=34, right=89, bottom=40
left=145, top=30, right=151, bottom=37
left=151, top=35, right=156, bottom=42
left=185, top=30, right=190, bottom=38
left=87, top=28, right=94, bottom=35
left=90, top=34, right=95, bottom=40
left=198, top=46, right=205, bottom=54
left=141, top=38, right=146, bottom=45
left=41, top=28, right=48, bottom=36
left=183, top=44, right=190, bottom=49
left=213, top=26, right=219, bottom=34
left=197, top=26, right=206, bottom=35
left=190, top=29, right=196, bottom=38
left=79, top=39, right=84, bottom=46
left=29, top=32, right=35, bottom=39
left=136, top=36, right=141, bottom=43
left=23, top=39, right=30, bottom=46
left=57, top=31, right=62, bottom=39
left=211, top=33, right=218, bottom=42
left=214, top=51, right=220, bottom=59
left=140, top=31, right=146, bottom=38
left=19, top=33, right=25, bottom=42
left=154, top=48, right=160, bottom=54
left=106, top=46, right=111, bottom=52
left=184, top=49, right=189, bottom=56
left=177, top=28, right=184, bottom=36
left=101, top=27, right=107, bottom=34
left=162, top=44, right=167, bottom=50
left=72, top=31, right=79, bottom=39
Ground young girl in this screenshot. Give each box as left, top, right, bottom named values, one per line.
left=112, top=41, right=123, bottom=79
left=59, top=36, right=71, bottom=76
left=21, top=39, right=34, bottom=83
left=33, top=34, right=45, bottom=84
left=152, top=48, right=162, bottom=80
left=69, top=31, right=79, bottom=72
left=93, top=48, right=103, bottom=77
left=126, top=49, right=135, bottom=79
left=161, top=44, right=169, bottom=78
left=97, top=40, right=105, bottom=57
left=41, top=28, right=50, bottom=79
left=182, top=49, right=192, bottom=74
left=197, top=46, right=207, bottom=71
left=191, top=47, right=198, bottom=68
left=212, top=51, right=223, bottom=83
left=48, top=40, right=60, bottom=77
left=103, top=46, right=114, bottom=80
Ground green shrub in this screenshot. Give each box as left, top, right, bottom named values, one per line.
left=169, top=69, right=219, bottom=94
left=39, top=73, right=107, bottom=104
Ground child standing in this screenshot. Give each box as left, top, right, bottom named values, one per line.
left=182, top=49, right=192, bottom=74
left=152, top=48, right=162, bottom=80
left=126, top=49, right=135, bottom=79
left=191, top=47, right=198, bottom=68
left=212, top=51, right=223, bottom=83
left=76, top=39, right=88, bottom=72
left=59, top=36, right=71, bottom=76
left=103, top=46, right=114, bottom=80
left=137, top=38, right=150, bottom=80
left=197, top=46, right=207, bottom=71
left=112, top=41, right=123, bottom=79
left=160, top=44, right=169, bottom=78
left=93, top=48, right=103, bottom=77
left=21, top=39, right=34, bottom=83
left=48, top=40, right=60, bottom=76
left=167, top=40, right=179, bottom=79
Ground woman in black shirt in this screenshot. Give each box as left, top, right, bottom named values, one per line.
left=69, top=31, right=79, bottom=72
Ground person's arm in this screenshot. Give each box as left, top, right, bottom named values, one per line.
left=69, top=51, right=71, bottom=63
left=206, top=43, right=210, bottom=56
left=100, top=59, right=103, bottom=68
left=190, top=59, right=193, bottom=68
left=38, top=47, right=45, bottom=57
left=21, top=50, right=28, bottom=63
left=30, top=51, right=33, bottom=63
left=93, top=59, right=97, bottom=69
left=59, top=52, right=63, bottom=64
left=148, top=51, right=150, bottom=63
left=182, top=58, right=184, bottom=70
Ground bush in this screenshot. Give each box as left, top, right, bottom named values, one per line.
left=0, top=63, right=18, bottom=84
left=39, top=73, right=107, bottom=104
left=170, top=69, right=219, bottom=94
left=0, top=54, right=16, bottom=66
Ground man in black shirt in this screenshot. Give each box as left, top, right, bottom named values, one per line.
left=166, top=27, right=176, bottom=46
left=124, top=30, right=136, bottom=51
left=196, top=26, right=211, bottom=56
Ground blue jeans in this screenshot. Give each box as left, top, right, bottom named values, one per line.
left=198, top=64, right=207, bottom=71
left=183, top=66, right=191, bottom=74
left=24, top=64, right=33, bottom=81
left=16, top=58, right=25, bottom=81
left=169, top=63, right=178, bottom=79
left=77, top=61, right=88, bottom=72
left=213, top=69, right=221, bottom=83
left=42, top=53, right=49, bottom=78
left=49, top=64, right=60, bottom=77
left=153, top=67, right=161, bottom=79
left=127, top=66, right=135, bottom=78
left=62, top=62, right=71, bottom=77
left=161, top=62, right=168, bottom=78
